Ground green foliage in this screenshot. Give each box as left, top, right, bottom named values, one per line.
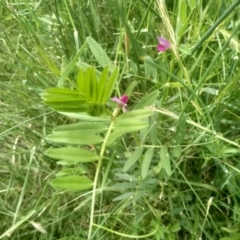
left=43, top=65, right=119, bottom=116
left=159, top=145, right=171, bottom=177
left=123, top=147, right=144, bottom=172
left=51, top=175, right=93, bottom=191
left=44, top=102, right=154, bottom=190
left=87, top=37, right=115, bottom=70
left=141, top=147, right=155, bottom=179
left=44, top=147, right=99, bottom=163
left=1, top=0, right=240, bottom=239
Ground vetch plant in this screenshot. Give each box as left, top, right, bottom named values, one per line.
left=2, top=1, right=240, bottom=239
left=42, top=37, right=158, bottom=239
left=43, top=71, right=155, bottom=237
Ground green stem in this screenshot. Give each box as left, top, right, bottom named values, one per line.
left=88, top=112, right=116, bottom=240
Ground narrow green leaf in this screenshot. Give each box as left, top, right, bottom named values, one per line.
left=141, top=148, right=154, bottom=179
left=44, top=147, right=98, bottom=163
left=44, top=98, right=86, bottom=105
left=58, top=39, right=88, bottom=87
left=89, top=1, right=99, bottom=33
left=163, top=82, right=183, bottom=88
left=85, top=67, right=91, bottom=99
left=187, top=0, right=196, bottom=10
left=178, top=44, right=192, bottom=55
left=144, top=56, right=158, bottom=83
left=176, top=0, right=188, bottom=38
left=112, top=192, right=134, bottom=202
left=77, top=61, right=101, bottom=77
left=220, top=234, right=240, bottom=240
left=115, top=173, right=138, bottom=182
left=129, top=60, right=138, bottom=74
left=114, top=119, right=148, bottom=133
left=56, top=169, right=73, bottom=177
left=125, top=80, right=138, bottom=96
left=175, top=114, right=186, bottom=144
left=140, top=117, right=149, bottom=143
left=169, top=223, right=181, bottom=233
left=102, top=67, right=119, bottom=103
left=43, top=88, right=85, bottom=102
left=49, top=107, right=90, bottom=113
left=221, top=227, right=239, bottom=234
left=107, top=120, right=149, bottom=146
left=171, top=145, right=182, bottom=158
left=42, top=88, right=88, bottom=111
left=46, top=131, right=103, bottom=145
left=45, top=102, right=88, bottom=110
left=44, top=87, right=80, bottom=94
left=59, top=112, right=111, bottom=122
left=106, top=130, right=124, bottom=146
left=51, top=175, right=93, bottom=191
left=89, top=67, right=98, bottom=101
left=97, top=66, right=109, bottom=103
left=149, top=113, right=158, bottom=145
left=87, top=36, right=114, bottom=70
left=76, top=69, right=85, bottom=92
left=81, top=67, right=98, bottom=101
left=110, top=182, right=137, bottom=189
left=201, top=87, right=219, bottom=96
left=154, top=160, right=162, bottom=174
left=133, top=90, right=159, bottom=110
left=123, top=147, right=144, bottom=171
left=179, top=0, right=187, bottom=24
left=54, top=122, right=107, bottom=134
left=117, top=108, right=154, bottom=121
left=160, top=145, right=171, bottom=176
left=124, top=22, right=144, bottom=58
left=60, top=55, right=69, bottom=78
left=153, top=221, right=165, bottom=239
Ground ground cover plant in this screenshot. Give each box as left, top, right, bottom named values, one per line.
left=1, top=0, right=240, bottom=239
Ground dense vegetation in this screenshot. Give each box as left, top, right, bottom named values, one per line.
left=1, top=0, right=240, bottom=239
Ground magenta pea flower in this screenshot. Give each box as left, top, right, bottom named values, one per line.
left=157, top=36, right=170, bottom=52
left=111, top=95, right=129, bottom=113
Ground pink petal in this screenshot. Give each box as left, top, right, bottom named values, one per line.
left=120, top=95, right=129, bottom=104
left=157, top=36, right=170, bottom=52
left=111, top=97, right=122, bottom=104
left=157, top=44, right=167, bottom=52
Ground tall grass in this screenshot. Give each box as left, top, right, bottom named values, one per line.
left=1, top=0, right=240, bottom=239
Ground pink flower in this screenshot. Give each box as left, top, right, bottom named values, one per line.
left=157, top=36, right=170, bottom=52
left=111, top=95, right=129, bottom=112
